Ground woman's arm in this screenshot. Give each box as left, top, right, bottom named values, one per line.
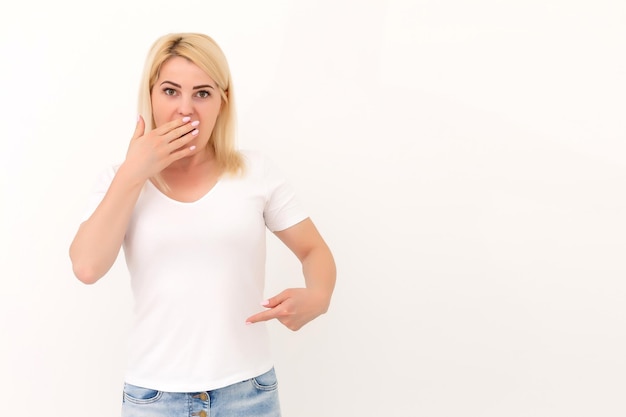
left=69, top=167, right=144, bottom=285
left=69, top=116, right=199, bottom=284
left=246, top=218, right=336, bottom=331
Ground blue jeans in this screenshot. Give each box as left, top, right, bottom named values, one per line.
left=121, top=367, right=281, bottom=417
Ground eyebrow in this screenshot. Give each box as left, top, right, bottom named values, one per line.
left=160, top=81, right=215, bottom=90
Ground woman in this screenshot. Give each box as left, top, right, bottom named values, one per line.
left=69, top=32, right=336, bottom=417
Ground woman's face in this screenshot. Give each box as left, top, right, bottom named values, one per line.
left=151, top=56, right=222, bottom=151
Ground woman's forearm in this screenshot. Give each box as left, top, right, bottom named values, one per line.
left=301, top=243, right=337, bottom=312
left=69, top=166, right=145, bottom=284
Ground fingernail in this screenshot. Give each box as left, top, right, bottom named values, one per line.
left=192, top=129, right=199, bottom=136
left=245, top=321, right=252, bottom=325
left=191, top=120, right=200, bottom=127
left=190, top=145, right=196, bottom=151
left=136, top=114, right=140, bottom=122
left=261, top=300, right=270, bottom=306
left=182, top=116, right=191, bottom=122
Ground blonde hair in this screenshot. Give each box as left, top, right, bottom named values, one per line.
left=137, top=33, right=244, bottom=176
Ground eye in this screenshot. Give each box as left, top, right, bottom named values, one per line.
left=163, top=88, right=177, bottom=96
left=196, top=90, right=211, bottom=99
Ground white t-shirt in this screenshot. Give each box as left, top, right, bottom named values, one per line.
left=82, top=150, right=308, bottom=392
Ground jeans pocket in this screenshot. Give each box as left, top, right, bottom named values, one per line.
left=252, top=367, right=278, bottom=391
left=123, top=383, right=163, bottom=404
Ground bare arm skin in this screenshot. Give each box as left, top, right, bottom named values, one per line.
left=69, top=116, right=200, bottom=284
left=69, top=166, right=144, bottom=284
left=246, top=218, right=337, bottom=331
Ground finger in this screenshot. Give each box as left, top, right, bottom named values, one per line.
left=166, top=128, right=199, bottom=154
left=262, top=291, right=290, bottom=309
left=164, top=122, right=200, bottom=144
left=166, top=142, right=199, bottom=165
left=246, top=307, right=280, bottom=325
left=246, top=292, right=292, bottom=325
left=151, top=116, right=194, bottom=139
left=131, top=115, right=145, bottom=141
left=171, top=124, right=199, bottom=145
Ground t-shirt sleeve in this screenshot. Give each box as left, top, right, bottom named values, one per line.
left=262, top=155, right=308, bottom=232
left=79, top=165, right=118, bottom=223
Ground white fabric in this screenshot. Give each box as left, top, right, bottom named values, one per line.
left=81, top=150, right=308, bottom=392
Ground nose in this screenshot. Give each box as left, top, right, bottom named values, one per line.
left=178, top=95, right=194, bottom=116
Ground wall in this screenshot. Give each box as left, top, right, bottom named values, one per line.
left=1, top=1, right=625, bottom=415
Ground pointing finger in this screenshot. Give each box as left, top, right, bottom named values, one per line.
left=246, top=308, right=279, bottom=325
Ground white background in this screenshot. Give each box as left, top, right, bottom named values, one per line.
left=1, top=0, right=625, bottom=416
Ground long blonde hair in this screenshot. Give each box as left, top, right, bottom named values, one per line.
left=137, top=33, right=244, bottom=176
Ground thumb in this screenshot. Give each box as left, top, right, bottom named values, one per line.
left=261, top=290, right=290, bottom=309
left=132, top=115, right=145, bottom=140
left=246, top=290, right=291, bottom=325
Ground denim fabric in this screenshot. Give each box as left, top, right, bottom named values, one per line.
left=121, top=367, right=281, bottom=417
